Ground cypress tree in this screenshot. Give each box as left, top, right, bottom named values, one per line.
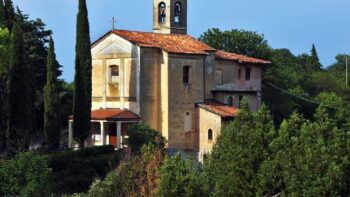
left=43, top=37, right=61, bottom=150
left=4, top=0, right=14, bottom=31
left=73, top=0, right=92, bottom=148
left=0, top=0, right=5, bottom=27
left=0, top=29, right=10, bottom=152
left=309, top=44, right=322, bottom=71
left=7, top=23, right=32, bottom=154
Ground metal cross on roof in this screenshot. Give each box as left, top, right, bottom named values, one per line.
left=111, top=17, right=116, bottom=30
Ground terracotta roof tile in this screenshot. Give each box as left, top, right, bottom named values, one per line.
left=198, top=101, right=239, bottom=118
left=69, top=109, right=141, bottom=121
left=94, top=29, right=216, bottom=55
left=215, top=50, right=271, bottom=65
left=93, top=30, right=271, bottom=63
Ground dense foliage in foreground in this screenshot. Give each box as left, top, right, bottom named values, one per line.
left=69, top=99, right=350, bottom=196
left=1, top=104, right=350, bottom=196
left=0, top=145, right=122, bottom=196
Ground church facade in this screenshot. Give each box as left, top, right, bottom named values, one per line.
left=68, top=0, right=270, bottom=161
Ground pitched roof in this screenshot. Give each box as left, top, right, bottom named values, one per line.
left=197, top=101, right=239, bottom=118
left=69, top=109, right=141, bottom=121
left=93, top=30, right=216, bottom=55
left=215, top=50, right=271, bottom=65
left=92, top=30, right=271, bottom=64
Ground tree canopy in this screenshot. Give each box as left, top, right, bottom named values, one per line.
left=7, top=22, right=32, bottom=154
left=199, top=28, right=271, bottom=59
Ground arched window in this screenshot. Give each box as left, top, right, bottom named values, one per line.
left=174, top=2, right=182, bottom=23
left=159, top=2, right=166, bottom=23
left=228, top=96, right=234, bottom=106
left=109, top=65, right=119, bottom=84
left=208, top=129, right=213, bottom=141
left=183, top=65, right=190, bottom=84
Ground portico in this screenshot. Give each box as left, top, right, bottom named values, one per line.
left=69, top=108, right=141, bottom=149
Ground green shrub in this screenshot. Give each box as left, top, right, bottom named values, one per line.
left=127, top=123, right=166, bottom=153
left=157, top=153, right=202, bottom=197
left=85, top=145, right=166, bottom=197
left=0, top=152, right=52, bottom=197
left=47, top=145, right=123, bottom=195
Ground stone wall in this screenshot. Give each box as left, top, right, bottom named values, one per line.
left=167, top=54, right=205, bottom=150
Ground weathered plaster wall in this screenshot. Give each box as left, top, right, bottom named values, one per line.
left=167, top=54, right=204, bottom=150
left=91, top=34, right=138, bottom=112
left=213, top=60, right=262, bottom=92
left=139, top=48, right=162, bottom=132
left=214, top=92, right=261, bottom=112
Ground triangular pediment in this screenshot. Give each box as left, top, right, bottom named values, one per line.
left=92, top=33, right=138, bottom=57
left=97, top=42, right=130, bottom=55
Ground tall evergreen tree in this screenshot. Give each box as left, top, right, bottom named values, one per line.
left=0, top=28, right=10, bottom=152
left=6, top=22, right=32, bottom=154
left=309, top=44, right=322, bottom=71
left=43, top=37, right=61, bottom=150
left=3, top=0, right=14, bottom=31
left=16, top=7, right=53, bottom=137
left=73, top=0, right=92, bottom=148
left=0, top=0, right=5, bottom=27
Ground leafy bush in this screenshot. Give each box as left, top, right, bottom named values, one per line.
left=127, top=123, right=166, bottom=153
left=48, top=145, right=123, bottom=195
left=0, top=152, right=52, bottom=197
left=157, top=153, right=203, bottom=197
left=84, top=145, right=166, bottom=197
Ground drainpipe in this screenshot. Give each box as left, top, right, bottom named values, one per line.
left=203, top=55, right=206, bottom=103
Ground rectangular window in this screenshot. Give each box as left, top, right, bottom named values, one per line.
left=238, top=68, right=241, bottom=79
left=215, top=69, right=223, bottom=86
left=183, top=66, right=190, bottom=84
left=109, top=65, right=119, bottom=84
left=245, top=67, right=252, bottom=80
left=184, top=112, right=192, bottom=133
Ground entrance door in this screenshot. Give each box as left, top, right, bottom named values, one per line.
left=109, top=123, right=117, bottom=147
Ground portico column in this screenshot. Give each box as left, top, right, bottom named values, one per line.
left=116, top=121, right=122, bottom=149
left=68, top=120, right=73, bottom=148
left=100, top=121, right=106, bottom=145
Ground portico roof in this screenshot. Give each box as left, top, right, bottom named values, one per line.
left=69, top=109, right=141, bottom=121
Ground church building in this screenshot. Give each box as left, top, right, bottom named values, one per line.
left=68, top=0, right=270, bottom=161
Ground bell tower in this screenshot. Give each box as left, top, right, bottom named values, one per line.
left=153, top=0, right=187, bottom=34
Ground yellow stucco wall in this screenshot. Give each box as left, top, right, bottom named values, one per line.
left=198, top=108, right=222, bottom=162
left=139, top=48, right=162, bottom=132
left=90, top=33, right=264, bottom=156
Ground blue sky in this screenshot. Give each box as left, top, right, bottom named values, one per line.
left=12, top=0, right=350, bottom=82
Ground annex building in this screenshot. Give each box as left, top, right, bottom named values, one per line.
left=68, top=0, right=270, bottom=161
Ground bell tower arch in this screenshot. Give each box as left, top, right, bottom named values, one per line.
left=153, top=0, right=187, bottom=34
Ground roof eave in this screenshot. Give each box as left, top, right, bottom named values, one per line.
left=215, top=57, right=271, bottom=65
left=91, top=30, right=114, bottom=48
